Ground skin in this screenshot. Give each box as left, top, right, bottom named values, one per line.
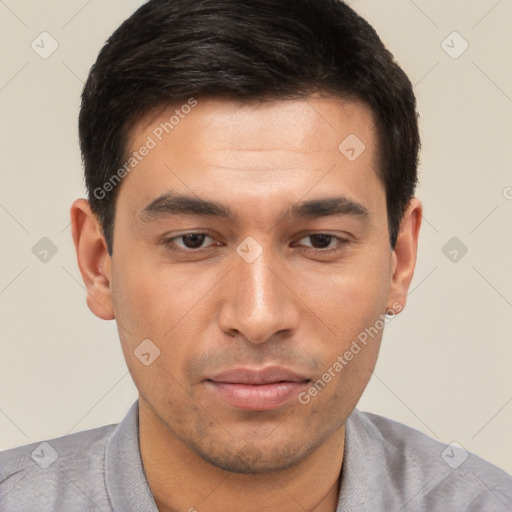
left=71, top=96, right=422, bottom=512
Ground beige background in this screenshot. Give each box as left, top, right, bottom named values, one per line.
left=1, top=0, right=511, bottom=474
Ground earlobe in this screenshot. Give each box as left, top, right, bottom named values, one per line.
left=386, top=197, right=423, bottom=314
left=70, top=199, right=115, bottom=321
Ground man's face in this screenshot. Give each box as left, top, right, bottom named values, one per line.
left=104, top=97, right=401, bottom=472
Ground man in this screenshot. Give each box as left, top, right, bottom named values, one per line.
left=1, top=0, right=510, bottom=511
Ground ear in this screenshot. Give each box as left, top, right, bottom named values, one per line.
left=70, top=199, right=114, bottom=320
left=386, top=197, right=422, bottom=314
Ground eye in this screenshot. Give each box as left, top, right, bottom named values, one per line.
left=295, top=233, right=350, bottom=253
left=165, top=232, right=218, bottom=251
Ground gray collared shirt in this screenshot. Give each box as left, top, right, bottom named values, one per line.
left=1, top=400, right=511, bottom=511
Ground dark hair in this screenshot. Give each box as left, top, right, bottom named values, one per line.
left=79, top=0, right=419, bottom=255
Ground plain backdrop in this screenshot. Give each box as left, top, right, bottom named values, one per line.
left=1, top=0, right=511, bottom=474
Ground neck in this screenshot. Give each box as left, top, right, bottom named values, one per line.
left=139, top=401, right=345, bottom=512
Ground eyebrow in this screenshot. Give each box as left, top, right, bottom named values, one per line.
left=139, top=191, right=369, bottom=223
left=140, top=193, right=230, bottom=222
left=290, top=196, right=369, bottom=220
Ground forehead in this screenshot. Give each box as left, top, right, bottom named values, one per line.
left=130, top=95, right=377, bottom=157
left=118, top=96, right=383, bottom=221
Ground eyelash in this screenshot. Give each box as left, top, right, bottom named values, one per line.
left=161, top=232, right=351, bottom=255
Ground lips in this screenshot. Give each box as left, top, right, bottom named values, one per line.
left=207, top=366, right=309, bottom=385
left=205, top=366, right=310, bottom=411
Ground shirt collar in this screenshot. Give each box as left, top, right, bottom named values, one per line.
left=105, top=400, right=158, bottom=512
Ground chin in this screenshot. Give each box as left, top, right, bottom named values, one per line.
left=189, top=437, right=319, bottom=474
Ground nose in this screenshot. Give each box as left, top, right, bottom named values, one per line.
left=218, top=247, right=300, bottom=344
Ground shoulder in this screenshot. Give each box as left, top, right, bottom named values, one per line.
left=345, top=409, right=512, bottom=512
left=0, top=423, right=117, bottom=512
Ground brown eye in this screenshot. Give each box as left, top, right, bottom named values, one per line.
left=180, top=233, right=207, bottom=249
left=307, top=234, right=334, bottom=249
left=164, top=233, right=218, bottom=251
left=294, top=233, right=350, bottom=254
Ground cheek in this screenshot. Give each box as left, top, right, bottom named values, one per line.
left=293, top=250, right=390, bottom=409
left=109, top=253, right=174, bottom=378
left=302, top=326, right=382, bottom=423
left=297, top=253, right=390, bottom=334
left=110, top=253, right=219, bottom=378
left=110, top=249, right=195, bottom=334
